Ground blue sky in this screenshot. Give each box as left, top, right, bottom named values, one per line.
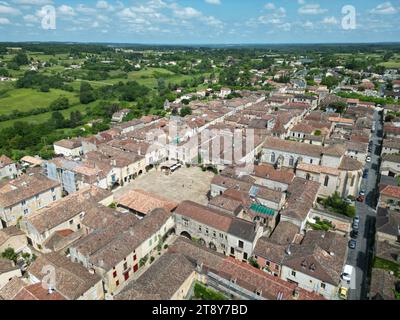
left=0, top=0, right=399, bottom=44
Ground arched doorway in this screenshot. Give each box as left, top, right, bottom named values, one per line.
left=180, top=231, right=191, bottom=240
left=209, top=242, right=217, bottom=251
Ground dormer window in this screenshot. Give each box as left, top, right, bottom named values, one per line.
left=301, top=260, right=307, bottom=268
left=310, top=263, right=316, bottom=272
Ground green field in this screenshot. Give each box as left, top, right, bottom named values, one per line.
left=0, top=88, right=78, bottom=115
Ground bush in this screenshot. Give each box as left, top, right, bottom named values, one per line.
left=193, top=282, right=227, bottom=300
left=150, top=256, right=155, bottom=264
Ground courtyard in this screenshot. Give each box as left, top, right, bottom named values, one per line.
left=113, top=166, right=215, bottom=205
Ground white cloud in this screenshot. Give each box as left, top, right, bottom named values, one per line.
left=57, top=4, right=75, bottom=17
left=0, top=4, right=21, bottom=15
left=0, top=17, right=10, bottom=24
left=322, top=16, right=338, bottom=25
left=303, top=20, right=313, bottom=28
left=12, top=0, right=52, bottom=5
left=23, top=13, right=38, bottom=23
left=205, top=0, right=221, bottom=5
left=96, top=0, right=115, bottom=12
left=173, top=7, right=202, bottom=19
left=370, top=2, right=398, bottom=15
left=264, top=3, right=275, bottom=10
left=298, top=4, right=328, bottom=15
left=76, top=4, right=97, bottom=15
left=298, top=0, right=305, bottom=4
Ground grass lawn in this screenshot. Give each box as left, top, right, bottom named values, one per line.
left=0, top=99, right=99, bottom=129
left=374, top=257, right=400, bottom=278
left=193, top=282, right=228, bottom=300
left=379, top=61, right=400, bottom=68
left=0, top=88, right=79, bottom=115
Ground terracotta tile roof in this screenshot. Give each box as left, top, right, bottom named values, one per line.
left=382, top=153, right=400, bottom=163
left=383, top=138, right=400, bottom=150
left=175, top=200, right=233, bottom=232
left=297, top=162, right=340, bottom=176
left=381, top=185, right=400, bottom=199
left=0, top=155, right=14, bottom=168
left=0, top=226, right=24, bottom=247
left=25, top=186, right=111, bottom=234
left=253, top=164, right=295, bottom=185
left=170, top=237, right=324, bottom=300
left=73, top=209, right=171, bottom=271
left=115, top=253, right=195, bottom=300
left=116, top=189, right=178, bottom=214
left=0, top=258, right=18, bottom=274
left=54, top=138, right=82, bottom=149
left=263, top=137, right=323, bottom=158
left=339, top=156, right=363, bottom=171
left=370, top=269, right=397, bottom=300
left=254, top=237, right=286, bottom=264
left=328, top=117, right=354, bottom=125
left=269, top=221, right=300, bottom=245
left=14, top=283, right=66, bottom=300
left=27, top=252, right=101, bottom=300
left=0, top=173, right=60, bottom=208
left=211, top=175, right=282, bottom=203
left=281, top=178, right=320, bottom=222
left=208, top=195, right=243, bottom=215
left=283, top=231, right=348, bottom=285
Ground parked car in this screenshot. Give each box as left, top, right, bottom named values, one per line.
left=353, top=216, right=360, bottom=224
left=348, top=239, right=357, bottom=249
left=352, top=221, right=359, bottom=230
left=366, top=156, right=372, bottom=163
left=357, top=195, right=365, bottom=202
left=339, top=287, right=349, bottom=300
left=363, top=169, right=369, bottom=179
left=341, top=265, right=355, bottom=283
left=351, top=230, right=359, bottom=239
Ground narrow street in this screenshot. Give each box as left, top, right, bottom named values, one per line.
left=347, top=108, right=383, bottom=300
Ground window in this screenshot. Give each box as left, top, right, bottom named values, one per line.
left=199, top=226, right=202, bottom=232
left=271, top=152, right=276, bottom=163
left=266, top=261, right=270, bottom=266
left=133, top=255, right=137, bottom=261
left=306, top=173, right=311, bottom=181
left=231, top=247, right=235, bottom=255
left=213, top=231, right=216, bottom=238
left=238, top=240, right=244, bottom=249
left=183, top=218, right=189, bottom=227
left=291, top=271, right=296, bottom=277
left=21, top=200, right=26, bottom=206
left=113, top=271, right=117, bottom=278
left=23, top=209, right=29, bottom=215
left=321, top=283, right=326, bottom=289
left=116, top=280, right=120, bottom=287
left=69, top=220, right=73, bottom=225
left=123, top=262, right=128, bottom=270
left=77, top=224, right=81, bottom=230
left=243, top=252, right=248, bottom=260
left=220, top=233, right=224, bottom=238
left=53, top=195, right=56, bottom=201
left=51, top=188, right=55, bottom=192
left=289, top=156, right=294, bottom=167
left=310, top=159, right=313, bottom=164
left=324, top=176, right=329, bottom=187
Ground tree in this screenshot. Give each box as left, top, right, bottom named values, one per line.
left=180, top=107, right=192, bottom=117
left=13, top=52, right=29, bottom=66
left=80, top=81, right=96, bottom=104
left=49, top=97, right=69, bottom=111
left=1, top=248, right=18, bottom=263
left=50, top=111, right=66, bottom=129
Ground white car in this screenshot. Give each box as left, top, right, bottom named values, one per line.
left=366, top=156, right=372, bottom=163
left=341, top=265, right=355, bottom=283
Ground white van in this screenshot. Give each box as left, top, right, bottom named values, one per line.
left=341, top=265, right=355, bottom=283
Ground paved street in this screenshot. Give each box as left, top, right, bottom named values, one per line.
left=346, top=108, right=383, bottom=300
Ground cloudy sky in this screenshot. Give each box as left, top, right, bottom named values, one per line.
left=0, top=0, right=399, bottom=44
